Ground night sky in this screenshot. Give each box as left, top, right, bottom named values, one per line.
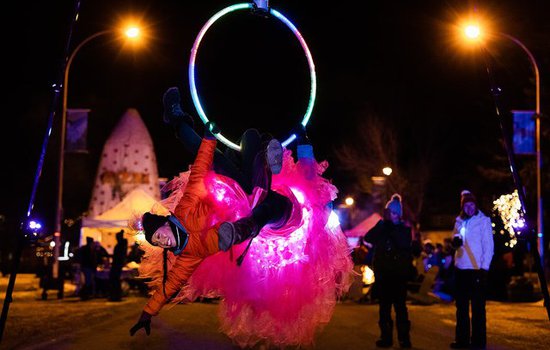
left=3, top=0, right=549, bottom=237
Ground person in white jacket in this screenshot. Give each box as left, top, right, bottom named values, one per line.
left=450, top=190, right=494, bottom=350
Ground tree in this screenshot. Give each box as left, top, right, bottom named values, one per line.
left=333, top=113, right=437, bottom=225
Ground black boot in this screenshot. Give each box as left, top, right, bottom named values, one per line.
left=397, top=320, right=412, bottom=348
left=218, top=217, right=258, bottom=251
left=162, top=87, right=194, bottom=127
left=376, top=320, right=393, bottom=348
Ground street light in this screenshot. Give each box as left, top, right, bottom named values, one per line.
left=460, top=23, right=543, bottom=261
left=53, top=25, right=143, bottom=282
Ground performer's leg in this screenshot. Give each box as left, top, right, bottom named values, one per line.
left=240, top=129, right=284, bottom=190
left=239, top=129, right=262, bottom=193
left=163, top=87, right=246, bottom=186
left=218, top=190, right=292, bottom=251
left=217, top=134, right=288, bottom=255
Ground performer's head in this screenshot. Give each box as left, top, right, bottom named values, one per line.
left=141, top=212, right=189, bottom=255
left=142, top=212, right=176, bottom=248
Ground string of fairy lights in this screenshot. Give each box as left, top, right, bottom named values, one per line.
left=492, top=190, right=525, bottom=248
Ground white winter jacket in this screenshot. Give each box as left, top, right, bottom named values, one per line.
left=452, top=211, right=494, bottom=271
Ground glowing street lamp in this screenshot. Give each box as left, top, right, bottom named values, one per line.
left=464, top=24, right=481, bottom=40
left=460, top=21, right=543, bottom=261
left=382, top=167, right=393, bottom=176
left=345, top=196, right=355, bottom=206
left=53, top=24, right=144, bottom=280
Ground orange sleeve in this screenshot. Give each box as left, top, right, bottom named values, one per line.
left=174, top=138, right=217, bottom=230
left=143, top=254, right=203, bottom=316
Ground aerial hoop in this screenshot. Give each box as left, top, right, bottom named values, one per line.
left=189, top=2, right=317, bottom=151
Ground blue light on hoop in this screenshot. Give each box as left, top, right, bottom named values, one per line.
left=189, top=2, right=317, bottom=151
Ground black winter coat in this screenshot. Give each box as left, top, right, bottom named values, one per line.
left=363, top=219, right=413, bottom=279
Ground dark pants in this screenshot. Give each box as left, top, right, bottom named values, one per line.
left=109, top=265, right=123, bottom=301
left=176, top=121, right=291, bottom=243
left=81, top=267, right=96, bottom=299
left=251, top=189, right=291, bottom=228
left=454, top=268, right=488, bottom=347
left=174, top=121, right=271, bottom=194
left=376, top=274, right=411, bottom=343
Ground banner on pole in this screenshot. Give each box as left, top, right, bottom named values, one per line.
left=66, top=109, right=90, bottom=153
left=512, top=110, right=535, bottom=155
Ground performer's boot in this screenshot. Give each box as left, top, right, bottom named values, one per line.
left=397, top=320, right=412, bottom=348
left=376, top=320, right=393, bottom=348
left=266, top=138, right=283, bottom=175
left=218, top=216, right=259, bottom=252
left=162, top=87, right=194, bottom=127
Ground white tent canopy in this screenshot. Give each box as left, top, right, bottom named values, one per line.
left=81, top=188, right=159, bottom=253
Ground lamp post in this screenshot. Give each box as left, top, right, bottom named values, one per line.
left=463, top=25, right=543, bottom=262
left=462, top=23, right=550, bottom=320
left=53, top=27, right=142, bottom=282
left=495, top=32, right=543, bottom=263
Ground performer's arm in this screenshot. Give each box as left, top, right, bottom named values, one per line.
left=130, top=254, right=203, bottom=336
left=143, top=255, right=203, bottom=316
left=174, top=138, right=217, bottom=227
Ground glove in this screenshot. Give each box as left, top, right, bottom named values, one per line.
left=129, top=311, right=152, bottom=336
left=451, top=234, right=463, bottom=249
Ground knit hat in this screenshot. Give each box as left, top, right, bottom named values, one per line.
left=385, top=193, right=403, bottom=217
left=142, top=212, right=169, bottom=244
left=460, top=190, right=477, bottom=208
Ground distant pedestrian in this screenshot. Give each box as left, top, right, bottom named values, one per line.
left=363, top=194, right=413, bottom=348
left=109, top=230, right=128, bottom=301
left=75, top=237, right=98, bottom=300
left=450, top=190, right=494, bottom=349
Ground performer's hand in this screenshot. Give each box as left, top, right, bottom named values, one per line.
left=129, top=311, right=152, bottom=336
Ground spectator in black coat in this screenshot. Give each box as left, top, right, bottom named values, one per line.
left=75, top=237, right=98, bottom=300
left=363, top=194, right=413, bottom=348
left=109, top=230, right=128, bottom=301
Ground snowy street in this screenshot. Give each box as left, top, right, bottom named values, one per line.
left=1, top=275, right=549, bottom=349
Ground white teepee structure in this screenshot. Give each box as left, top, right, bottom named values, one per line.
left=87, top=108, right=161, bottom=218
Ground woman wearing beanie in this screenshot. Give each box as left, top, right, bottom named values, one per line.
left=450, top=190, right=494, bottom=350
left=363, top=194, right=413, bottom=348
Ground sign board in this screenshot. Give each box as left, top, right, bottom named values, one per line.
left=512, top=110, right=535, bottom=155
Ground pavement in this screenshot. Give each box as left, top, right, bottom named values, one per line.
left=1, top=274, right=549, bottom=350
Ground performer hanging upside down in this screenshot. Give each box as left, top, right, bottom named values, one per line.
left=129, top=101, right=292, bottom=336
left=130, top=87, right=353, bottom=348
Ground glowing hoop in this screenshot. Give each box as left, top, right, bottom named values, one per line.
left=189, top=3, right=317, bottom=151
